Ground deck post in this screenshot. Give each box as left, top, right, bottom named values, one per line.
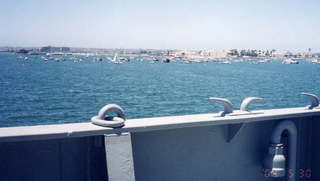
left=104, top=132, right=136, bottom=181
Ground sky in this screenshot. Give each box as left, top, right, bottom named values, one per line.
left=0, top=0, right=319, bottom=51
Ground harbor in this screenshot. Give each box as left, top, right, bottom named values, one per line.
left=1, top=0, right=320, bottom=180
left=2, top=46, right=320, bottom=64
left=1, top=52, right=320, bottom=127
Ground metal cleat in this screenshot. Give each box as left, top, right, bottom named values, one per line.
left=301, top=93, right=319, bottom=109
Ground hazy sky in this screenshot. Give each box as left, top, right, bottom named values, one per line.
left=0, top=0, right=319, bottom=51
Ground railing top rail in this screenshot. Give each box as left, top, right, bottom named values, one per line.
left=0, top=107, right=319, bottom=142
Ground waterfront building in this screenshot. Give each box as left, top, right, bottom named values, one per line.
left=40, top=46, right=70, bottom=52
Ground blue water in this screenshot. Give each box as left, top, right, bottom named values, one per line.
left=0, top=53, right=319, bottom=127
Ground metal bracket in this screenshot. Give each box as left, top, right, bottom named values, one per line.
left=91, top=104, right=126, bottom=128
left=209, top=96, right=263, bottom=142
left=301, top=93, right=319, bottom=109
left=225, top=123, right=244, bottom=142
left=105, top=133, right=136, bottom=181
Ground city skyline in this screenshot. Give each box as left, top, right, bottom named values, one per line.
left=1, top=0, right=319, bottom=52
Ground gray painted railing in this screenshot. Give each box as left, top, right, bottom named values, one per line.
left=0, top=93, right=320, bottom=181
left=0, top=106, right=319, bottom=142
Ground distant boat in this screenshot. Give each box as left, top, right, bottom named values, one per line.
left=311, top=58, right=320, bottom=64
left=111, top=53, right=123, bottom=64
left=94, top=57, right=103, bottom=61
left=163, top=58, right=171, bottom=63
left=119, top=57, right=129, bottom=62
left=222, top=61, right=231, bottom=64
left=153, top=57, right=159, bottom=62
left=112, top=53, right=118, bottom=62
left=283, top=58, right=299, bottom=64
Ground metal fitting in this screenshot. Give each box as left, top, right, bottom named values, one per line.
left=208, top=97, right=233, bottom=116
left=91, top=104, right=126, bottom=128
left=209, top=96, right=263, bottom=116
left=240, top=97, right=263, bottom=112
left=301, top=92, right=319, bottom=109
